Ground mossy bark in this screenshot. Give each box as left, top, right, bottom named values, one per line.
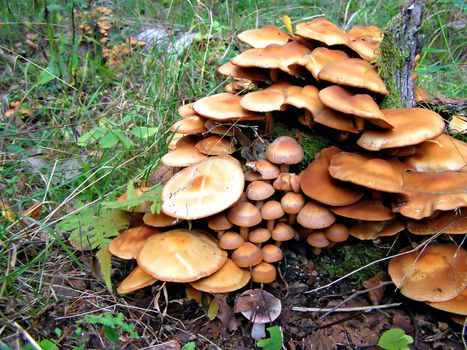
left=377, top=0, right=424, bottom=109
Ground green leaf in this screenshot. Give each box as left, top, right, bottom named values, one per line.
left=39, top=339, right=59, bottom=350
left=57, top=207, right=130, bottom=250
left=130, top=127, right=159, bottom=139
left=37, top=69, right=55, bottom=85
left=102, top=325, right=121, bottom=344
left=181, top=342, right=196, bottom=350
left=207, top=298, right=219, bottom=321
left=78, top=312, right=140, bottom=340
left=256, top=326, right=283, bottom=350
left=103, top=183, right=163, bottom=214
left=77, top=127, right=106, bottom=147
left=98, top=132, right=120, bottom=149
left=96, top=245, right=113, bottom=291
left=113, top=129, right=133, bottom=150
left=377, top=328, right=414, bottom=350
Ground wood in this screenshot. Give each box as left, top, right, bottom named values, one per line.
left=378, top=0, right=424, bottom=108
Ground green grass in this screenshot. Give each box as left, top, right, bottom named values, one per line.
left=0, top=0, right=465, bottom=348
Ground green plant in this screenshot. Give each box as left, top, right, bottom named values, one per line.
left=78, top=312, right=140, bottom=345
left=256, top=325, right=283, bottom=350
left=377, top=328, right=414, bottom=350
left=181, top=342, right=197, bottom=350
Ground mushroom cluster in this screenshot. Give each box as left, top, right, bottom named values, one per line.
left=108, top=17, right=466, bottom=299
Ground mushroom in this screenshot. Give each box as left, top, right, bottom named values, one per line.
left=218, top=231, right=245, bottom=250
left=251, top=262, right=277, bottom=283
left=109, top=226, right=160, bottom=260
left=170, top=116, right=208, bottom=134
left=261, top=244, right=283, bottom=263
left=330, top=198, right=395, bottom=221
left=249, top=228, right=272, bottom=245
left=261, top=200, right=284, bottom=231
left=191, top=259, right=250, bottom=293
left=162, top=156, right=244, bottom=220
left=161, top=145, right=207, bottom=167
left=231, top=242, right=263, bottom=268
left=117, top=266, right=157, bottom=294
left=388, top=244, right=467, bottom=302
left=246, top=181, right=275, bottom=208
left=271, top=222, right=295, bottom=246
left=265, top=136, right=304, bottom=173
left=227, top=201, right=262, bottom=239
left=349, top=220, right=404, bottom=240
left=427, top=288, right=467, bottom=316
left=137, top=229, right=227, bottom=282
left=406, top=208, right=467, bottom=235
left=207, top=213, right=233, bottom=238
left=143, top=211, right=182, bottom=228
left=324, top=223, right=350, bottom=243
left=237, top=25, right=292, bottom=48
left=297, top=202, right=336, bottom=229
left=280, top=192, right=306, bottom=225
left=235, top=289, right=282, bottom=340
left=295, top=18, right=349, bottom=46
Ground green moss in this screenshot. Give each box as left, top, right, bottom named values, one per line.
left=273, top=122, right=331, bottom=169
left=376, top=29, right=410, bottom=109
left=321, top=241, right=388, bottom=284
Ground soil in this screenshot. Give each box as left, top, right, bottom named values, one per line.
left=3, top=239, right=465, bottom=350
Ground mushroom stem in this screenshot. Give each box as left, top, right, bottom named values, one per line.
left=255, top=201, right=264, bottom=209
left=251, top=322, right=266, bottom=340
left=266, top=219, right=275, bottom=232
left=265, top=112, right=275, bottom=137
left=240, top=227, right=250, bottom=240
left=280, top=164, right=290, bottom=173
left=270, top=68, right=280, bottom=82
left=217, top=230, right=225, bottom=239
left=288, top=214, right=297, bottom=226
left=355, top=116, right=364, bottom=131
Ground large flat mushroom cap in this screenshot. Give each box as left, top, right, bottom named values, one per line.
left=162, top=156, right=244, bottom=220
left=195, top=135, right=236, bottom=156
left=109, top=226, right=161, bottom=260
left=295, top=18, right=349, bottom=46
left=329, top=152, right=407, bottom=193
left=137, top=229, right=227, bottom=282
left=237, top=25, right=292, bottom=48
left=170, top=116, right=208, bottom=134
left=190, top=258, right=250, bottom=293
left=240, top=82, right=292, bottom=112
left=428, top=288, right=467, bottom=316
left=300, top=147, right=364, bottom=206
left=290, top=47, right=349, bottom=80
left=161, top=145, right=207, bottom=167
left=349, top=220, right=404, bottom=240
left=318, top=86, right=391, bottom=128
left=283, top=85, right=325, bottom=117
left=143, top=211, right=182, bottom=228
left=331, top=198, right=395, bottom=221
left=193, top=93, right=263, bottom=121
left=218, top=61, right=270, bottom=81
left=388, top=244, right=467, bottom=302
left=403, top=134, right=467, bottom=172
left=402, top=171, right=467, bottom=195
left=318, top=58, right=388, bottom=95
left=231, top=41, right=311, bottom=74
left=117, top=266, right=157, bottom=294
left=407, top=208, right=467, bottom=235
left=314, top=108, right=359, bottom=133
left=357, top=108, right=445, bottom=151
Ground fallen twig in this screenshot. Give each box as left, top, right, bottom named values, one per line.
left=292, top=302, right=401, bottom=313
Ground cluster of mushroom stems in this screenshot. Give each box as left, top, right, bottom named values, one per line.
left=106, top=17, right=465, bottom=321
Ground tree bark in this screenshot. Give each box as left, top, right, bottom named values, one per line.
left=378, top=0, right=424, bottom=109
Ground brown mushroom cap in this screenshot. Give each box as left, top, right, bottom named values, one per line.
left=289, top=47, right=349, bottom=80
left=204, top=119, right=234, bottom=137
left=402, top=134, right=467, bottom=173
left=295, top=18, right=349, bottom=46
left=178, top=103, right=197, bottom=118
left=261, top=200, right=284, bottom=221
left=170, top=116, right=208, bottom=134
left=283, top=85, right=325, bottom=118
left=254, top=159, right=281, bottom=180
left=281, top=192, right=306, bottom=214
left=324, top=223, right=350, bottom=243
left=318, top=86, right=392, bottom=128
left=306, top=231, right=331, bottom=248
left=427, top=288, right=467, bottom=316
left=297, top=202, right=336, bottom=229
left=249, top=228, right=271, bottom=244
left=251, top=262, right=277, bottom=283
left=448, top=115, right=467, bottom=136
left=116, top=266, right=158, bottom=294
left=318, top=58, right=388, bottom=95
left=137, top=229, right=227, bottom=282
left=168, top=134, right=200, bottom=150
left=402, top=171, right=467, bottom=195
left=218, top=61, right=270, bottom=81
left=109, top=226, right=160, bottom=260
left=162, top=156, right=244, bottom=220
left=191, top=258, right=250, bottom=293
left=195, top=135, right=236, bottom=156
left=247, top=181, right=275, bottom=202
left=227, top=201, right=262, bottom=228
left=357, top=108, right=445, bottom=151
left=271, top=222, right=295, bottom=242
left=329, top=152, right=407, bottom=193
left=406, top=209, right=467, bottom=235
left=331, top=198, right=395, bottom=221
left=208, top=213, right=233, bottom=232
left=231, top=242, right=263, bottom=267
left=349, top=220, right=404, bottom=240
left=193, top=93, right=263, bottom=121
left=161, top=145, right=207, bottom=167
left=388, top=244, right=467, bottom=302
left=347, top=25, right=383, bottom=43
left=238, top=25, right=292, bottom=48
left=218, top=231, right=245, bottom=250
left=240, top=82, right=292, bottom=112
left=266, top=136, right=304, bottom=167
left=231, top=41, right=311, bottom=75
left=143, top=211, right=181, bottom=228
left=261, top=244, right=283, bottom=263
left=314, top=108, right=359, bottom=134
left=300, top=147, right=364, bottom=206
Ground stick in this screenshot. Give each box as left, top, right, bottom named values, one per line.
left=292, top=303, right=401, bottom=313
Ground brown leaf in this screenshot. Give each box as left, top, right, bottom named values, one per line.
left=215, top=295, right=241, bottom=331
left=362, top=271, right=390, bottom=305
left=304, top=329, right=337, bottom=350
